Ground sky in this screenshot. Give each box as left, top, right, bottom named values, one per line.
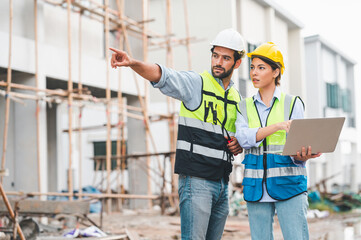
left=274, top=0, right=361, bottom=150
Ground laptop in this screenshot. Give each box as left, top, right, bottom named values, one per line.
left=281, top=117, right=345, bottom=156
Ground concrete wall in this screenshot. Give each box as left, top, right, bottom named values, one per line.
left=0, top=72, right=44, bottom=192
left=0, top=0, right=147, bottom=200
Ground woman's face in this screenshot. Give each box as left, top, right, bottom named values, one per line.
left=250, top=57, right=279, bottom=89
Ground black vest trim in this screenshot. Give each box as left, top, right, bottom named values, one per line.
left=202, top=90, right=238, bottom=105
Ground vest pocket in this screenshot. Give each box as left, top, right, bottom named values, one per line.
left=242, top=178, right=256, bottom=186
left=275, top=175, right=301, bottom=185
left=274, top=155, right=293, bottom=165
left=242, top=154, right=257, bottom=165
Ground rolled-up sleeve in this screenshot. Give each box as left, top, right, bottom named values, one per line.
left=235, top=111, right=262, bottom=149
left=151, top=64, right=202, bottom=110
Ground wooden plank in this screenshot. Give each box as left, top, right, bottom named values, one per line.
left=125, top=228, right=140, bottom=240
left=0, top=199, right=89, bottom=215
left=37, top=235, right=128, bottom=240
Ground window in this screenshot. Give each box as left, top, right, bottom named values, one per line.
left=341, top=88, right=352, bottom=113
left=326, top=83, right=353, bottom=113
left=93, top=141, right=127, bottom=171
left=247, top=43, right=258, bottom=77
left=326, top=82, right=339, bottom=108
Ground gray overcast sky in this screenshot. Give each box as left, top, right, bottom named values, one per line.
left=274, top=0, right=361, bottom=149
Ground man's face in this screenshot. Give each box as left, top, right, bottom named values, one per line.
left=211, top=46, right=236, bottom=79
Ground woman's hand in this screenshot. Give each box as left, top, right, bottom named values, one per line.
left=276, top=120, right=292, bottom=133
left=292, top=146, right=322, bottom=162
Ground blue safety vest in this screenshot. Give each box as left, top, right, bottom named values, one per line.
left=239, top=93, right=307, bottom=201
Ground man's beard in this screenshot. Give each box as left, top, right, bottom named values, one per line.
left=211, top=64, right=235, bottom=79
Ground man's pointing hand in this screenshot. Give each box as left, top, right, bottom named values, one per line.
left=110, top=47, right=133, bottom=68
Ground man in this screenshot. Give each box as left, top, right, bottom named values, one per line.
left=110, top=28, right=245, bottom=240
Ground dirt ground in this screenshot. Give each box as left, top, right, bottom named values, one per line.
left=89, top=209, right=361, bottom=240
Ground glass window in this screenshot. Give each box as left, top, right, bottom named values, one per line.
left=248, top=43, right=258, bottom=77
left=341, top=88, right=352, bottom=113
left=93, top=141, right=127, bottom=171
left=326, top=82, right=339, bottom=108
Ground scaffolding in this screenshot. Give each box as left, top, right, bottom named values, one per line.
left=0, top=0, right=196, bottom=216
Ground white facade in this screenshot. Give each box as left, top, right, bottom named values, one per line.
left=304, top=35, right=360, bottom=193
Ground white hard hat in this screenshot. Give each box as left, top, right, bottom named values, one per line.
left=210, top=28, right=246, bottom=57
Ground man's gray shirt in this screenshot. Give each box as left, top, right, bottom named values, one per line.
left=151, top=64, right=238, bottom=111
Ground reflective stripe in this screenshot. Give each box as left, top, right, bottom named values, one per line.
left=176, top=140, right=228, bottom=161
left=177, top=140, right=191, bottom=151
left=194, top=144, right=228, bottom=161
left=245, top=145, right=285, bottom=155
left=244, top=167, right=307, bottom=179
left=244, top=169, right=264, bottom=178
left=239, top=100, right=248, bottom=123
left=268, top=166, right=307, bottom=178
left=284, top=94, right=293, bottom=121
left=179, top=116, right=235, bottom=137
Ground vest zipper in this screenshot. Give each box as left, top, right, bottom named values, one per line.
left=262, top=99, right=276, bottom=195
left=262, top=140, right=267, bottom=183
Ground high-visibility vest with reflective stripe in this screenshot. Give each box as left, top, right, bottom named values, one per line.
left=239, top=93, right=307, bottom=201
left=175, top=70, right=241, bottom=181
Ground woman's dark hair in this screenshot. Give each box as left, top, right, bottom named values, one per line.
left=252, top=55, right=281, bottom=86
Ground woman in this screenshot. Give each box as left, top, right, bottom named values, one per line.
left=235, top=42, right=321, bottom=240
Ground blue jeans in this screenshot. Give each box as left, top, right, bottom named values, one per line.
left=178, top=175, right=229, bottom=240
left=247, top=193, right=309, bottom=240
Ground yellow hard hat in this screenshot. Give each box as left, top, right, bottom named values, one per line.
left=247, top=42, right=285, bottom=74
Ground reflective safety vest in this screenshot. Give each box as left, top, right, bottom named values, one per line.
left=239, top=93, right=307, bottom=201
left=175, top=70, right=241, bottom=181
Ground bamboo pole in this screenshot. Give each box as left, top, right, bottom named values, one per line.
left=4, top=190, right=162, bottom=200
left=0, top=81, right=91, bottom=98
left=104, top=0, right=112, bottom=213
left=77, top=9, right=84, bottom=201
left=0, top=90, right=42, bottom=101
left=34, top=0, right=42, bottom=195
left=1, top=0, right=13, bottom=184
left=165, top=0, right=176, bottom=208
left=0, top=184, right=25, bottom=240
left=66, top=0, right=74, bottom=201
left=183, top=0, right=192, bottom=70
left=115, top=0, right=126, bottom=210
left=42, top=0, right=174, bottom=42
left=142, top=0, right=153, bottom=209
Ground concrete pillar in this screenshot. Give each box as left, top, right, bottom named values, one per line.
left=12, top=73, right=39, bottom=192
left=288, top=30, right=306, bottom=101
left=0, top=70, right=16, bottom=191
left=265, top=7, right=275, bottom=41
left=47, top=103, right=58, bottom=192
left=127, top=95, right=148, bottom=209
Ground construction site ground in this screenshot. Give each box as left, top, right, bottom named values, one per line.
left=86, top=209, right=361, bottom=240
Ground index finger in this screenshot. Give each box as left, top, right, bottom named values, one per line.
left=307, top=146, right=312, bottom=157
left=109, top=47, right=122, bottom=54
